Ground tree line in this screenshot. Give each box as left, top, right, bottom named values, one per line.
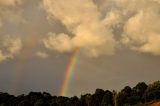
left=0, top=81, right=160, bottom=106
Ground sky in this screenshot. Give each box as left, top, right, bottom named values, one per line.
left=0, top=0, right=160, bottom=97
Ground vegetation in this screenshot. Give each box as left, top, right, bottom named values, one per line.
left=0, top=81, right=160, bottom=106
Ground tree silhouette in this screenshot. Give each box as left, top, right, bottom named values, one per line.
left=0, top=81, right=160, bottom=106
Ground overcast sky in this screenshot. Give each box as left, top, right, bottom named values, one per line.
left=0, top=0, right=160, bottom=97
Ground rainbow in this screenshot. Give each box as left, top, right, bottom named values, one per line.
left=59, top=0, right=108, bottom=96
left=59, top=48, right=79, bottom=96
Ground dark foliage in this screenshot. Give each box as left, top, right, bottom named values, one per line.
left=0, top=81, right=160, bottom=106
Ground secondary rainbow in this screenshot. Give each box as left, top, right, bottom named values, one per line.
left=59, top=48, right=79, bottom=96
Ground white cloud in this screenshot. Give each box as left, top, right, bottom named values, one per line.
left=43, top=33, right=73, bottom=53
left=137, top=36, right=160, bottom=56
left=41, top=0, right=160, bottom=56
left=0, top=0, right=22, bottom=6
left=36, top=51, right=49, bottom=59
left=0, top=0, right=25, bottom=28
left=42, top=0, right=117, bottom=57
left=0, top=36, right=22, bottom=62
left=120, top=0, right=160, bottom=55
left=3, top=37, right=22, bottom=54
left=0, top=50, right=7, bottom=62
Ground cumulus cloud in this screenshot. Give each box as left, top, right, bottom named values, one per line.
left=42, top=0, right=117, bottom=57
left=42, top=0, right=160, bottom=56
left=36, top=51, right=49, bottom=59
left=0, top=50, right=8, bottom=62
left=0, top=0, right=24, bottom=62
left=0, top=36, right=22, bottom=62
left=3, top=37, right=22, bottom=54
left=0, top=0, right=22, bottom=6
left=119, top=0, right=160, bottom=55
left=0, top=0, right=24, bottom=27
left=43, top=33, right=73, bottom=53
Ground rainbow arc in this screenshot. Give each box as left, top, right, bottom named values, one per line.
left=59, top=48, right=79, bottom=96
